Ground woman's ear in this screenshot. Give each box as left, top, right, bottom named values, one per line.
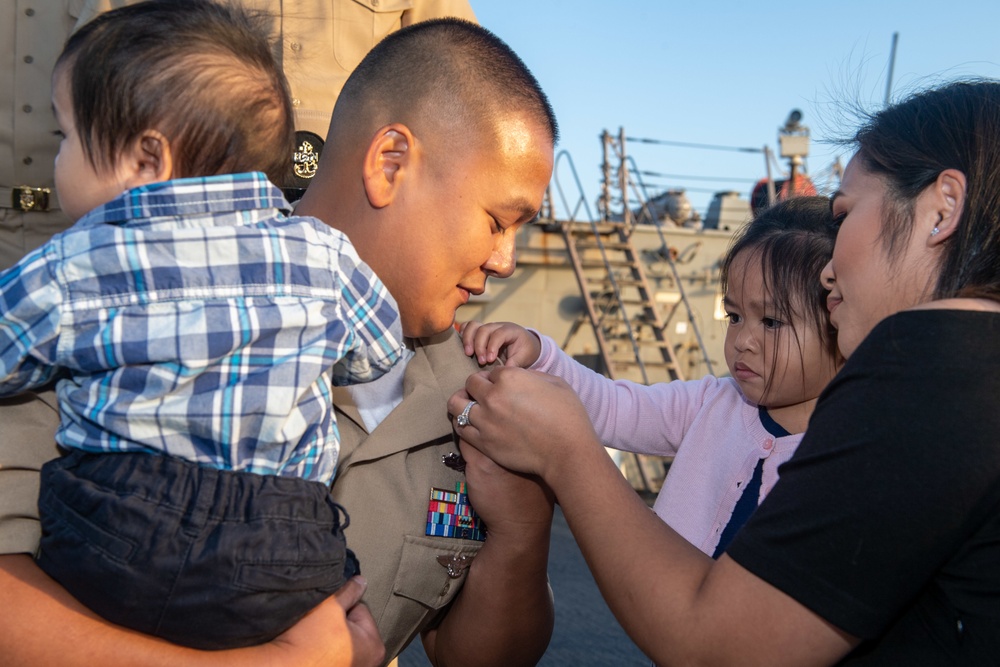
left=928, top=168, right=966, bottom=246
left=362, top=124, right=413, bottom=209
left=119, top=129, right=174, bottom=188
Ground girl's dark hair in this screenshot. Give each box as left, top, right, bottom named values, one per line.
left=57, top=0, right=294, bottom=184
left=851, top=80, right=1000, bottom=302
left=721, top=196, right=840, bottom=371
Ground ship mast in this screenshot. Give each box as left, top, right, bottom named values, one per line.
left=777, top=109, right=810, bottom=197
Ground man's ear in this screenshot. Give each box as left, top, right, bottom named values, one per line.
left=120, top=129, right=174, bottom=188
left=362, top=124, right=413, bottom=209
left=928, top=168, right=966, bottom=246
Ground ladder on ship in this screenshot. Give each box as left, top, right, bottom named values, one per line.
left=559, top=219, right=685, bottom=385
left=546, top=129, right=714, bottom=494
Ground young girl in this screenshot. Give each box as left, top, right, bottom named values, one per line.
left=461, top=195, right=841, bottom=556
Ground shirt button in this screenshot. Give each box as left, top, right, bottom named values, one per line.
left=23, top=156, right=33, bottom=165
left=291, top=97, right=300, bottom=107
left=23, top=104, right=33, bottom=113
left=372, top=0, right=380, bottom=6
left=25, top=7, right=36, bottom=16
left=290, top=42, right=301, bottom=51
left=24, top=55, right=34, bottom=64
left=763, top=438, right=773, bottom=451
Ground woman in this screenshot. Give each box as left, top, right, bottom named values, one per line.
left=449, top=80, right=1000, bottom=665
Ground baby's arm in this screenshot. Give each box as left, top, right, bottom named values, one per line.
left=460, top=321, right=541, bottom=368
left=0, top=248, right=62, bottom=393
left=330, top=239, right=405, bottom=385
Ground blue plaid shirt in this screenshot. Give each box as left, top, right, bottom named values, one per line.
left=0, top=173, right=403, bottom=483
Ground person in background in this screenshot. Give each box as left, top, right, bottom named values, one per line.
left=450, top=79, right=1000, bottom=665
left=0, top=16, right=558, bottom=667
left=75, top=0, right=477, bottom=201
left=461, top=196, right=842, bottom=558
left=0, top=1, right=77, bottom=270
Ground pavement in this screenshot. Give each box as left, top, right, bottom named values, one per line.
left=398, top=504, right=652, bottom=666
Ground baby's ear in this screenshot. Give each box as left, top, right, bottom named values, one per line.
left=362, top=124, right=413, bottom=208
left=121, top=129, right=174, bottom=187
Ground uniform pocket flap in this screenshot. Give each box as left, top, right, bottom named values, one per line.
left=391, top=535, right=481, bottom=609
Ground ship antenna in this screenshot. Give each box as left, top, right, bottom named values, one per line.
left=884, top=32, right=899, bottom=106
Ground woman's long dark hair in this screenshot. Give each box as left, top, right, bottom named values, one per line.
left=852, top=80, right=1000, bottom=302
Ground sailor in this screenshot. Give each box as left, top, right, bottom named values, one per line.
left=1, top=1, right=77, bottom=269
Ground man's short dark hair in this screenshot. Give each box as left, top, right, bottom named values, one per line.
left=58, top=0, right=294, bottom=184
left=333, top=18, right=559, bottom=148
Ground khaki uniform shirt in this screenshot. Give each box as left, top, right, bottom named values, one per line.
left=0, top=331, right=485, bottom=665
left=75, top=0, right=478, bottom=138
left=0, top=0, right=78, bottom=269
left=330, top=331, right=486, bottom=661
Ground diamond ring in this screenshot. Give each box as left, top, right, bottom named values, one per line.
left=456, top=400, right=477, bottom=428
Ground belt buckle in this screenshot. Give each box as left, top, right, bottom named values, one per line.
left=12, top=186, right=51, bottom=212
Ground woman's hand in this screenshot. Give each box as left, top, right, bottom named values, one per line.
left=448, top=366, right=599, bottom=481
left=458, top=435, right=554, bottom=538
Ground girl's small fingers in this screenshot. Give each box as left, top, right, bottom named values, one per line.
left=472, top=325, right=497, bottom=363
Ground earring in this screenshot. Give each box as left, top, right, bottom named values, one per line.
left=931, top=211, right=945, bottom=237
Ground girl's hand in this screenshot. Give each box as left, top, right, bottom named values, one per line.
left=459, top=321, right=542, bottom=368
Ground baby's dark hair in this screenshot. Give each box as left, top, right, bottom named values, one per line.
left=721, top=196, right=839, bottom=362
left=57, top=0, right=294, bottom=184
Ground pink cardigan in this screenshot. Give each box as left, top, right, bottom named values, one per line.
left=531, top=332, right=802, bottom=556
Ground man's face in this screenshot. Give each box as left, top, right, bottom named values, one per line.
left=371, top=114, right=554, bottom=337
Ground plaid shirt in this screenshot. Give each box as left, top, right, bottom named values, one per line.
left=0, top=173, right=403, bottom=483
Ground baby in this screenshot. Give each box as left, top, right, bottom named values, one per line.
left=0, top=0, right=402, bottom=650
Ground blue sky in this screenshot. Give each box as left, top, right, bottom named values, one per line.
left=472, top=0, right=1000, bottom=219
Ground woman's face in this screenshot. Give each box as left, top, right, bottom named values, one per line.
left=821, top=156, right=939, bottom=357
